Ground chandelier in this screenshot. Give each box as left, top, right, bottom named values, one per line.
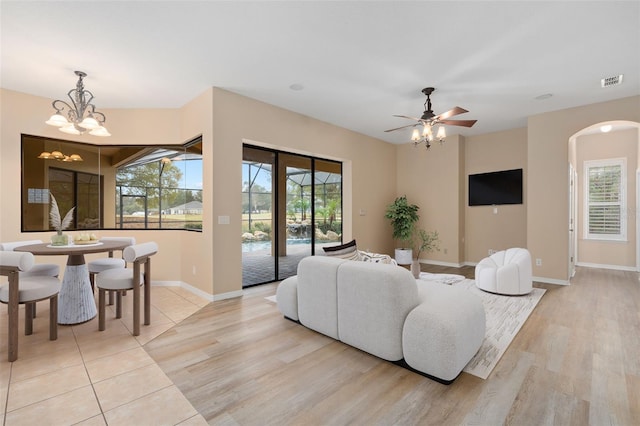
left=45, top=70, right=111, bottom=137
left=37, top=150, right=83, bottom=162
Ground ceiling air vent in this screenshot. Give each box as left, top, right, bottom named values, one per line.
left=601, top=74, right=624, bottom=88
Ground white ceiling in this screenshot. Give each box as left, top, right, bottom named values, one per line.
left=1, top=1, right=638, bottom=144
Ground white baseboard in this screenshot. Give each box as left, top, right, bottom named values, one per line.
left=532, top=276, right=569, bottom=286
left=576, top=262, right=638, bottom=272
left=151, top=280, right=244, bottom=302
left=213, top=290, right=244, bottom=301
left=419, top=259, right=465, bottom=268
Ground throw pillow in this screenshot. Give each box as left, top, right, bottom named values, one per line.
left=323, top=239, right=361, bottom=261
left=359, top=251, right=397, bottom=265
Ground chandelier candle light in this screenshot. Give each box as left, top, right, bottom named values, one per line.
left=45, top=70, right=111, bottom=137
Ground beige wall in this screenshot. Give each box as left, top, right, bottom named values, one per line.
left=3, top=87, right=639, bottom=290
left=465, top=128, right=528, bottom=262
left=1, top=87, right=397, bottom=298
left=0, top=89, right=187, bottom=283
left=396, top=135, right=465, bottom=265
left=528, top=95, right=640, bottom=282
left=396, top=127, right=527, bottom=266
left=208, top=88, right=397, bottom=295
left=576, top=128, right=638, bottom=268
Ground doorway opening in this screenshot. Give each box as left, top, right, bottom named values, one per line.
left=568, top=121, right=640, bottom=280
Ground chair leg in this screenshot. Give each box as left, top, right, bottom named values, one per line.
left=108, top=290, right=114, bottom=305
left=98, top=289, right=106, bottom=331
left=133, top=287, right=140, bottom=336
left=144, top=259, right=151, bottom=326
left=49, top=295, right=58, bottom=340
left=116, top=291, right=123, bottom=319
left=25, top=303, right=34, bottom=335
left=144, top=285, right=151, bottom=326
left=90, top=272, right=95, bottom=292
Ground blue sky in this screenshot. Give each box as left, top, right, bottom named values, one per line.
left=176, top=159, right=203, bottom=190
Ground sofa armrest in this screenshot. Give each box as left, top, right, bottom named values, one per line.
left=403, top=283, right=485, bottom=382
left=276, top=276, right=299, bottom=321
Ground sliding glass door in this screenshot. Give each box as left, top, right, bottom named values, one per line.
left=242, top=145, right=342, bottom=287
left=242, top=147, right=276, bottom=286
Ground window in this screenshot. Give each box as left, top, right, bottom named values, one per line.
left=584, top=158, right=626, bottom=241
left=21, top=134, right=202, bottom=232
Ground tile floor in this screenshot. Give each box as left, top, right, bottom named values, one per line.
left=0, top=284, right=211, bottom=425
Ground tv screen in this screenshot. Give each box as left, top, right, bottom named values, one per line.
left=468, top=169, right=523, bottom=206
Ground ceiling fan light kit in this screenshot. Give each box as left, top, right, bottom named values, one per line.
left=386, top=87, right=476, bottom=149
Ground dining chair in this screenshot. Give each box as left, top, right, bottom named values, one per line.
left=88, top=236, right=136, bottom=290
left=0, top=240, right=60, bottom=278
left=96, top=241, right=157, bottom=336
left=0, top=251, right=61, bottom=362
left=88, top=236, right=135, bottom=306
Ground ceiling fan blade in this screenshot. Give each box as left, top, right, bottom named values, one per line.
left=392, top=114, right=423, bottom=122
left=439, top=119, right=477, bottom=128
left=435, top=106, right=468, bottom=121
left=384, top=123, right=419, bottom=132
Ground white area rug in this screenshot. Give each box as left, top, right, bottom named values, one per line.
left=418, top=272, right=466, bottom=285
left=455, top=279, right=546, bottom=379
left=265, top=279, right=545, bottom=380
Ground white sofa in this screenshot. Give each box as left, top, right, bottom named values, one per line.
left=475, top=248, right=533, bottom=295
left=276, top=256, right=486, bottom=384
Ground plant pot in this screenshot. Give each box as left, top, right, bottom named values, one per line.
left=395, top=248, right=413, bottom=265
left=410, top=260, right=421, bottom=278
left=51, top=233, right=68, bottom=246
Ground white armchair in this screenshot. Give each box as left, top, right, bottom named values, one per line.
left=475, top=248, right=533, bottom=295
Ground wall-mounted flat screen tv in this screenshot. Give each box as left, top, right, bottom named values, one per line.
left=468, top=168, right=523, bottom=206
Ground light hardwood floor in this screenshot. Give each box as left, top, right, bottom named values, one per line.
left=145, top=265, right=640, bottom=425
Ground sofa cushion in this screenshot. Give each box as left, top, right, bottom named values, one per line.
left=337, top=261, right=419, bottom=361
left=297, top=256, right=347, bottom=339
left=322, top=239, right=361, bottom=261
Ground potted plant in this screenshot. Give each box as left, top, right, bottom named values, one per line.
left=384, top=196, right=420, bottom=265
left=49, top=194, right=75, bottom=246
left=411, top=229, right=440, bottom=278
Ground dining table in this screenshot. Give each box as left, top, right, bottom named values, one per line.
left=15, top=239, right=129, bottom=325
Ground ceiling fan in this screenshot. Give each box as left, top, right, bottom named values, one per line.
left=385, top=87, right=477, bottom=147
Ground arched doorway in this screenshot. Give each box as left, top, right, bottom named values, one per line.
left=568, top=121, right=640, bottom=280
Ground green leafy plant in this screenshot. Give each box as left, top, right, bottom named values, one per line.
left=384, top=196, right=420, bottom=247
left=415, top=229, right=440, bottom=259
left=49, top=194, right=75, bottom=235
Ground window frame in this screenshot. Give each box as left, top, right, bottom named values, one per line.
left=583, top=157, right=627, bottom=241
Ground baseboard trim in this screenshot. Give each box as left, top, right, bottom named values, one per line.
left=151, top=281, right=243, bottom=302
left=213, top=290, right=244, bottom=301
left=576, top=262, right=638, bottom=272
left=419, top=259, right=465, bottom=268
left=532, top=276, right=569, bottom=286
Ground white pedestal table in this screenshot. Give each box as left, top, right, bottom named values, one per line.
left=15, top=240, right=129, bottom=325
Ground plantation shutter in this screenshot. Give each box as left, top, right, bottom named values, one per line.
left=585, top=159, right=625, bottom=240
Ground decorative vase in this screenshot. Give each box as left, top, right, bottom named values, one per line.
left=410, top=260, right=421, bottom=278
left=395, top=248, right=413, bottom=265
left=51, top=233, right=68, bottom=246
